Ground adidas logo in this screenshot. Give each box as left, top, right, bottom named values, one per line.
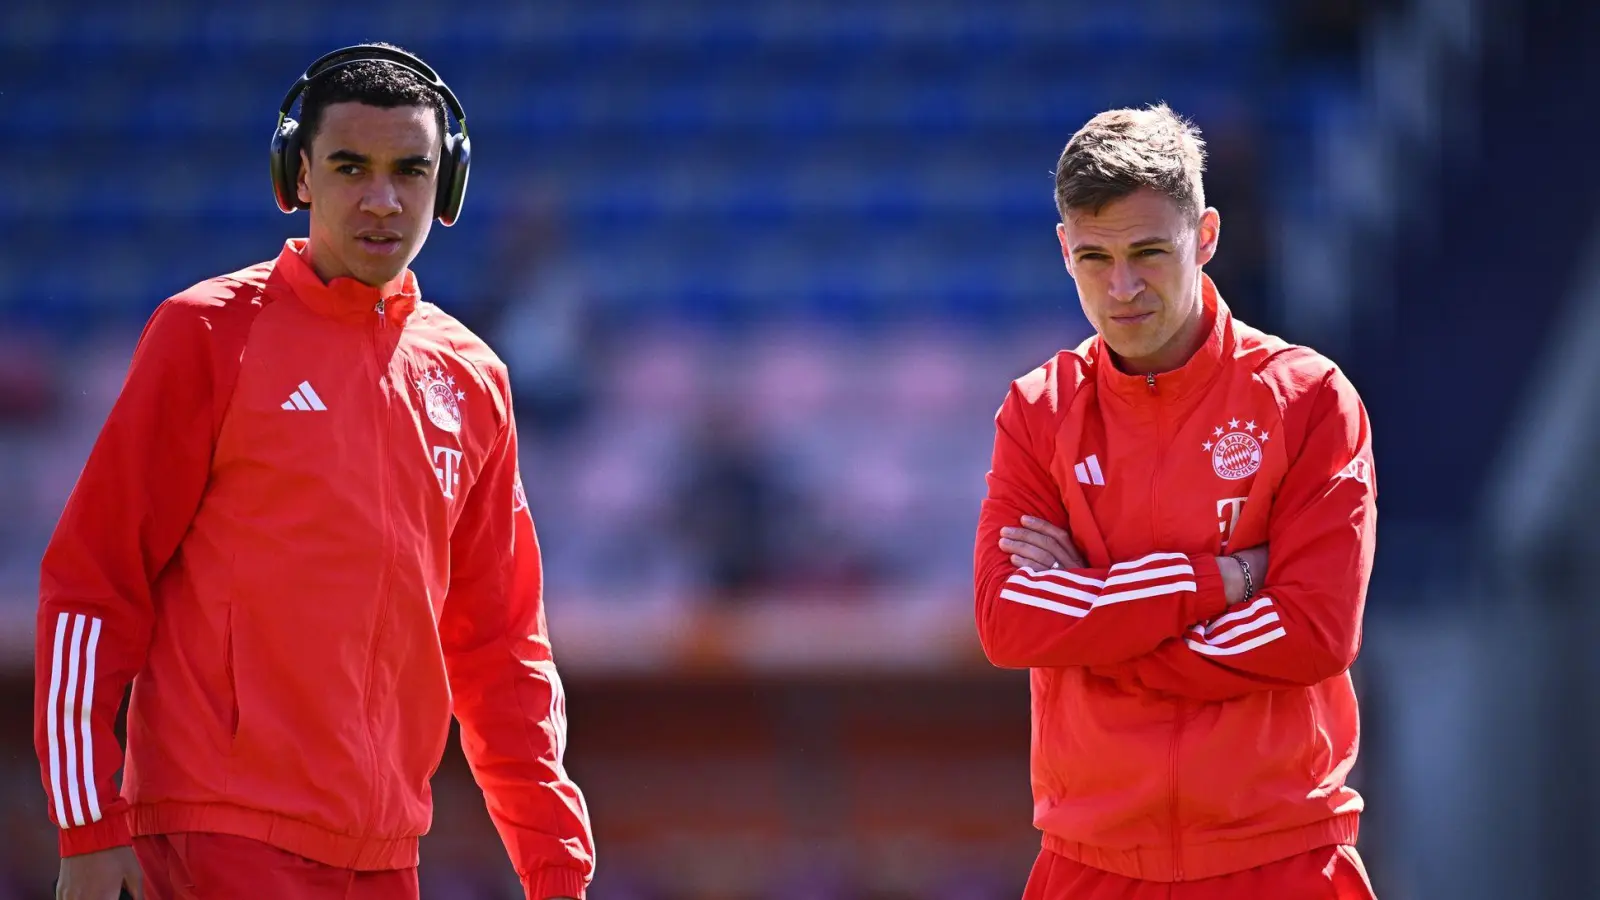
left=1074, top=454, right=1105, bottom=486
left=281, top=381, right=327, bottom=411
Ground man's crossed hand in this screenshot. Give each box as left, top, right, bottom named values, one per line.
left=999, top=516, right=1085, bottom=571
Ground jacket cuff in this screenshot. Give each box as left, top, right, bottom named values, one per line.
left=58, top=813, right=131, bottom=857
left=522, top=866, right=589, bottom=900
left=1186, top=554, right=1229, bottom=624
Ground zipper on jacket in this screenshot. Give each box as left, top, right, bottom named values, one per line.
left=361, top=315, right=399, bottom=830
left=1169, top=701, right=1185, bottom=880
left=1148, top=376, right=1182, bottom=877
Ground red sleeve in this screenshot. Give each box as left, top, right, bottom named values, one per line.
left=1090, top=367, right=1376, bottom=701
left=974, top=368, right=1229, bottom=669
left=438, top=373, right=594, bottom=900
left=35, top=297, right=227, bottom=856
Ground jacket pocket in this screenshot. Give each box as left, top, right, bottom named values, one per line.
left=1179, top=691, right=1318, bottom=833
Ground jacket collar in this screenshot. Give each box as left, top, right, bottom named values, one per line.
left=1094, top=274, right=1232, bottom=405
left=273, top=238, right=419, bottom=326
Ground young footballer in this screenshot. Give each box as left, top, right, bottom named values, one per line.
left=39, top=44, right=593, bottom=900
left=975, top=104, right=1378, bottom=899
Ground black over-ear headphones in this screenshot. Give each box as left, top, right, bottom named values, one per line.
left=269, top=44, right=472, bottom=226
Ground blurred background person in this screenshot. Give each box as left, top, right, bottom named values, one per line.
left=480, top=177, right=601, bottom=444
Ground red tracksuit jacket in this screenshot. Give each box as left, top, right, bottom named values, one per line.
left=35, top=239, right=594, bottom=899
left=974, top=277, right=1376, bottom=882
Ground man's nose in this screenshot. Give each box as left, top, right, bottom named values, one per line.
left=362, top=178, right=402, bottom=217
left=1108, top=258, right=1142, bottom=302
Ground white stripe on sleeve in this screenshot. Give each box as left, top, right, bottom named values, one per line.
left=1186, top=596, right=1288, bottom=656
left=62, top=614, right=87, bottom=827
left=1001, top=553, right=1198, bottom=617
left=1108, top=551, right=1191, bottom=572
left=46, top=612, right=68, bottom=826
left=1200, top=597, right=1274, bottom=635
left=81, top=617, right=103, bottom=823
left=1007, top=572, right=1100, bottom=605
left=1189, top=627, right=1288, bottom=656
left=1104, top=563, right=1197, bottom=587
left=1097, top=580, right=1199, bottom=606
left=999, top=588, right=1091, bottom=618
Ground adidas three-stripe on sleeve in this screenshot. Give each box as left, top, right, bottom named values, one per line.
left=35, top=298, right=223, bottom=856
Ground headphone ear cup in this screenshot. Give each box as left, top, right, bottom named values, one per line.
left=435, top=132, right=471, bottom=226
left=270, top=118, right=308, bottom=213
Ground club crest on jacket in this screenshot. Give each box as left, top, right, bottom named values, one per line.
left=1202, top=418, right=1269, bottom=480
left=416, top=367, right=464, bottom=434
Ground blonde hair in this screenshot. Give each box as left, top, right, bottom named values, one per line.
left=1053, top=102, right=1207, bottom=223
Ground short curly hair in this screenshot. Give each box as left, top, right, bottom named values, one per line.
left=297, top=42, right=448, bottom=153
left=1053, top=103, right=1207, bottom=224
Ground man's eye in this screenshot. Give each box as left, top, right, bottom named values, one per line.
left=401, top=168, right=427, bottom=178
left=337, top=165, right=361, bottom=176
left=1139, top=248, right=1166, bottom=257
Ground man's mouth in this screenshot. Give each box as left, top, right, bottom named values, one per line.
left=357, top=232, right=403, bottom=254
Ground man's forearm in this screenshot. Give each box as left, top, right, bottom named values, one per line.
left=976, top=551, right=1230, bottom=668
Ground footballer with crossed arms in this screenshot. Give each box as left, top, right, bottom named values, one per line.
left=975, top=104, right=1380, bottom=900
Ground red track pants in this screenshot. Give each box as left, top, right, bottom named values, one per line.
left=1023, top=844, right=1377, bottom=900
left=134, top=833, right=419, bottom=900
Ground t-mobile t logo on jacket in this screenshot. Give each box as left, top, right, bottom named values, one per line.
left=432, top=446, right=464, bottom=499
left=1217, top=496, right=1248, bottom=550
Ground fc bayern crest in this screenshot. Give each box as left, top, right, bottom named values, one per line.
left=1202, top=417, right=1269, bottom=481
left=416, top=366, right=465, bottom=434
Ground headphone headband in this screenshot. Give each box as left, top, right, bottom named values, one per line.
left=276, top=44, right=468, bottom=135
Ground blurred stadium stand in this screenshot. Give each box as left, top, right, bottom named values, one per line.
left=4, top=0, right=1590, bottom=897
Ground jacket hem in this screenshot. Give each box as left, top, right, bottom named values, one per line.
left=130, top=801, right=419, bottom=871
left=1041, top=812, right=1360, bottom=882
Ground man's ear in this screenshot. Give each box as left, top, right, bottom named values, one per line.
left=1057, top=222, right=1074, bottom=276
left=1195, top=207, right=1220, bottom=267
left=296, top=148, right=313, bottom=206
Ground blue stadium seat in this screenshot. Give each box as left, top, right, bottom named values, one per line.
left=0, top=0, right=1331, bottom=342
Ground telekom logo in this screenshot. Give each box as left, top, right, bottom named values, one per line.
left=1217, top=496, right=1248, bottom=550
left=433, top=446, right=464, bottom=499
